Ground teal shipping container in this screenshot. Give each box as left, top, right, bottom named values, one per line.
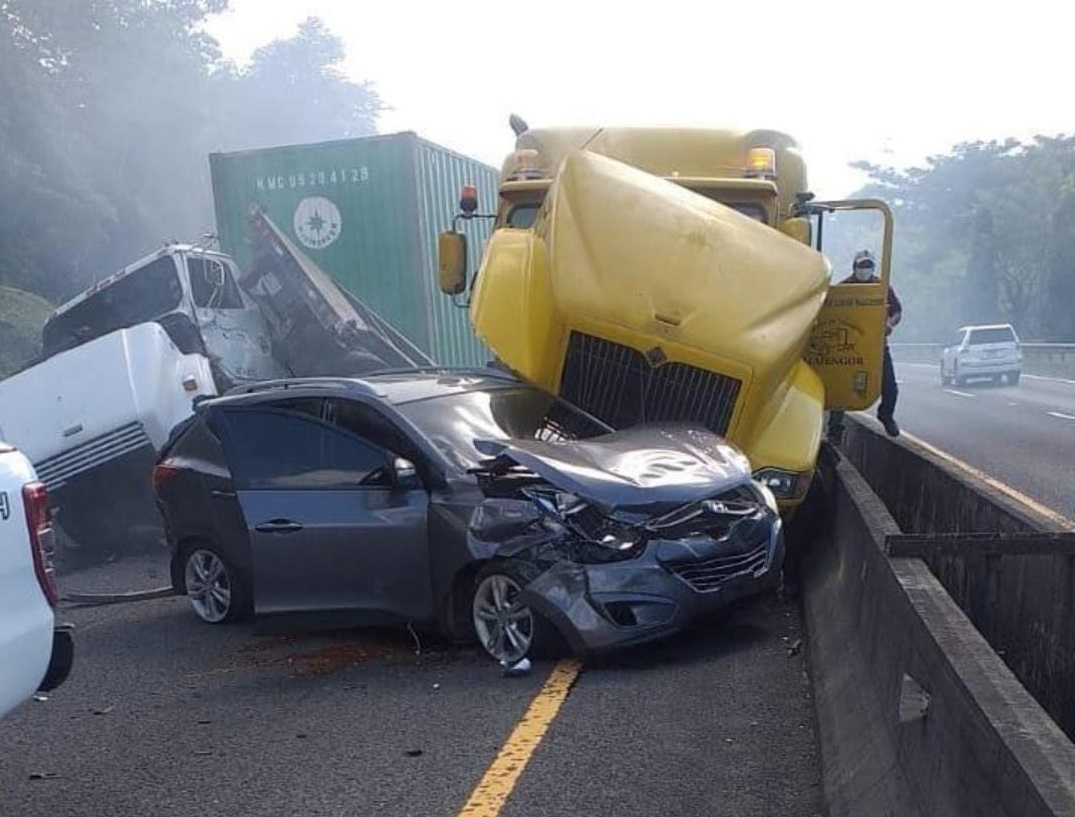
left=209, top=132, right=497, bottom=367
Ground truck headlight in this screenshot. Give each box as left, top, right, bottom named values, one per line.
left=752, top=468, right=802, bottom=499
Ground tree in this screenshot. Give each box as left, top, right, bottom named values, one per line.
left=0, top=1, right=381, bottom=308
left=217, top=17, right=381, bottom=150
left=847, top=136, right=1075, bottom=341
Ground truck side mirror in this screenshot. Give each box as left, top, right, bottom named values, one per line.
left=438, top=231, right=468, bottom=295
left=781, top=217, right=811, bottom=245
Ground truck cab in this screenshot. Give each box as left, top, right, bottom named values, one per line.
left=0, top=211, right=435, bottom=560
left=40, top=244, right=286, bottom=389
left=438, top=121, right=894, bottom=509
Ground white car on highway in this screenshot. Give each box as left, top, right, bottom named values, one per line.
left=941, top=323, right=1023, bottom=386
left=0, top=441, right=73, bottom=719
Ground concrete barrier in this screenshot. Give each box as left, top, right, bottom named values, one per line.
left=805, top=443, right=1075, bottom=816
left=843, top=418, right=1075, bottom=740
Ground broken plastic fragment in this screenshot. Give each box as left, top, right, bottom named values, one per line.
left=898, top=673, right=931, bottom=723
left=501, top=657, right=532, bottom=678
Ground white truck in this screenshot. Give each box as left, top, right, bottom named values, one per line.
left=0, top=442, right=73, bottom=718
left=0, top=210, right=433, bottom=560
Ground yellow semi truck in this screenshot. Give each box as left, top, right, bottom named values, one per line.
left=438, top=119, right=893, bottom=510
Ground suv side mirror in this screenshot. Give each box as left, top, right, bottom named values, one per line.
left=438, top=231, right=467, bottom=295
left=393, top=457, right=418, bottom=484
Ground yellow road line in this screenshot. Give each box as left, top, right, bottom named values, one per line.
left=899, top=429, right=1075, bottom=530
left=457, top=659, right=582, bottom=817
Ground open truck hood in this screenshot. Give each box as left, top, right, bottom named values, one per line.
left=237, top=208, right=434, bottom=377
left=542, top=150, right=832, bottom=388
left=474, top=424, right=753, bottom=510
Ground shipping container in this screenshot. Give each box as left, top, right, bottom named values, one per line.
left=209, top=132, right=497, bottom=366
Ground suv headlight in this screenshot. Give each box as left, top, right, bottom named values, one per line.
left=753, top=481, right=780, bottom=514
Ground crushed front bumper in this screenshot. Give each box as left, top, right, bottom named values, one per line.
left=517, top=525, right=785, bottom=657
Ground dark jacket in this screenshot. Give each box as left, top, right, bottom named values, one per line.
left=840, top=273, right=902, bottom=334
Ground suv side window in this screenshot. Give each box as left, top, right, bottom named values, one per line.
left=326, top=399, right=433, bottom=484
left=218, top=407, right=393, bottom=490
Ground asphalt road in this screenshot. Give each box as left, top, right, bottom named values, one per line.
left=883, top=362, right=1075, bottom=519
left=0, top=591, right=822, bottom=817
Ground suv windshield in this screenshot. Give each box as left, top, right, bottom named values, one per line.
left=397, top=386, right=610, bottom=471
left=968, top=327, right=1017, bottom=345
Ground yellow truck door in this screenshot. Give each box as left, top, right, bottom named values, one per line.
left=802, top=200, right=895, bottom=411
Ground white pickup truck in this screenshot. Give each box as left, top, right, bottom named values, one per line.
left=0, top=442, right=73, bottom=718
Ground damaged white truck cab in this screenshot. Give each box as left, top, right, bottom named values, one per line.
left=40, top=243, right=286, bottom=388
left=0, top=243, right=286, bottom=557
left=0, top=210, right=434, bottom=559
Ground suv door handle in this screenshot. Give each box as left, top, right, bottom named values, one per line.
left=255, top=519, right=304, bottom=533
left=211, top=489, right=236, bottom=499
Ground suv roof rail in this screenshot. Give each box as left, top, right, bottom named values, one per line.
left=223, top=377, right=385, bottom=398
left=365, top=365, right=520, bottom=382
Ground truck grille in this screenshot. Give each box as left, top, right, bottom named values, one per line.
left=34, top=422, right=152, bottom=491
left=667, top=541, right=770, bottom=592
left=559, top=332, right=742, bottom=435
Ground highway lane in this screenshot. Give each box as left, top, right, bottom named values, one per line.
left=0, top=590, right=822, bottom=817
left=871, top=362, right=1075, bottom=519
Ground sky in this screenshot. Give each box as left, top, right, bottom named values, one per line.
left=204, top=0, right=1075, bottom=197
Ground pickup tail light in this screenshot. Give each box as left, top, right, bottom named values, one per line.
left=23, top=482, right=58, bottom=608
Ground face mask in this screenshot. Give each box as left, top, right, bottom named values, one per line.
left=853, top=265, right=874, bottom=282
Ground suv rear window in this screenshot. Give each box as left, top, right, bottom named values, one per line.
left=968, top=327, right=1017, bottom=345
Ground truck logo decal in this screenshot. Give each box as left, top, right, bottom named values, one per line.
left=0, top=492, right=9, bottom=521
left=806, top=319, right=866, bottom=367
left=644, top=346, right=667, bottom=367
left=293, top=196, right=342, bottom=250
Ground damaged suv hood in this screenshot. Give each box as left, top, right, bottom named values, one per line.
left=475, top=424, right=753, bottom=509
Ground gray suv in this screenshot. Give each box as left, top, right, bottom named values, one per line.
left=153, top=369, right=784, bottom=663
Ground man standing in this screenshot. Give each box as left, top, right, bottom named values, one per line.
left=828, top=250, right=902, bottom=439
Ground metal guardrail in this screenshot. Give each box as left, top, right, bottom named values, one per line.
left=890, top=343, right=1075, bottom=377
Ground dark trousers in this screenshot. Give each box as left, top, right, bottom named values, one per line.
left=878, top=343, right=898, bottom=419
left=827, top=343, right=898, bottom=439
